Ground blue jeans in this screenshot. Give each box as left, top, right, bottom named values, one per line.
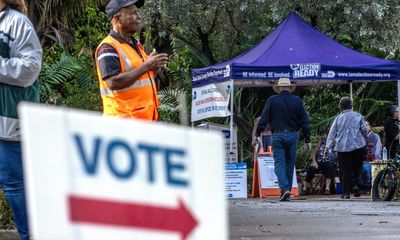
left=271, top=132, right=299, bottom=193
left=0, top=140, right=29, bottom=240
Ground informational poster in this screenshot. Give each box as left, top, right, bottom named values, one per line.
left=225, top=163, right=247, bottom=199
left=197, top=123, right=238, bottom=163
left=258, top=155, right=297, bottom=189
left=191, top=81, right=231, bottom=122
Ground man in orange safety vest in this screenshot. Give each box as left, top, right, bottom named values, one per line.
left=96, top=0, right=168, bottom=120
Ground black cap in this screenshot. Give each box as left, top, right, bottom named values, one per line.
left=105, top=0, right=145, bottom=20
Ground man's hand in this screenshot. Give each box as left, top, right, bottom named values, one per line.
left=146, top=50, right=168, bottom=72
left=311, top=161, right=318, bottom=169
left=251, top=137, right=257, bottom=146
left=304, top=143, right=311, bottom=151
left=323, top=148, right=329, bottom=156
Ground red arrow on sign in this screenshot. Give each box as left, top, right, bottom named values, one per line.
left=68, top=195, right=198, bottom=240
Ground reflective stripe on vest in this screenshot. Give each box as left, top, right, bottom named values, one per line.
left=99, top=77, right=153, bottom=96
left=96, top=36, right=159, bottom=120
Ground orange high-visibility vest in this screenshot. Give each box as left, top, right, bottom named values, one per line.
left=95, top=35, right=159, bottom=120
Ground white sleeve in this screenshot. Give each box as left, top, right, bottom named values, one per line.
left=0, top=14, right=42, bottom=87
left=326, top=117, right=338, bottom=149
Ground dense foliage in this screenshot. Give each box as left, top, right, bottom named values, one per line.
left=141, top=1, right=399, bottom=166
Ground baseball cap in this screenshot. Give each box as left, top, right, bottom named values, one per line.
left=105, top=0, right=145, bottom=20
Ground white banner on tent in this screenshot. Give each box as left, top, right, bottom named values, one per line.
left=191, top=81, right=231, bottom=122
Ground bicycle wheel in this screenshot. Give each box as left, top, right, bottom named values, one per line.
left=372, top=169, right=397, bottom=201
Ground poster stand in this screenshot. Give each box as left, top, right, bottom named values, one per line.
left=252, top=145, right=299, bottom=198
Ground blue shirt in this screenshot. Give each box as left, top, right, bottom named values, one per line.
left=326, top=109, right=368, bottom=152
left=256, top=91, right=311, bottom=143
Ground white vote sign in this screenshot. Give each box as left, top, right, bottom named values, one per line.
left=19, top=103, right=227, bottom=240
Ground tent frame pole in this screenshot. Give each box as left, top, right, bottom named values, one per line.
left=350, top=82, right=353, bottom=100
left=397, top=80, right=400, bottom=115
left=230, top=80, right=234, bottom=163
left=397, top=80, right=400, bottom=150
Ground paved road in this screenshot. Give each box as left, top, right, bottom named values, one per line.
left=3, top=195, right=399, bottom=240
left=229, top=195, right=400, bottom=240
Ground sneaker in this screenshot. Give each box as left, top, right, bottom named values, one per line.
left=324, top=189, right=330, bottom=195
left=280, top=191, right=291, bottom=201
left=340, top=193, right=350, bottom=199
left=353, top=190, right=361, bottom=197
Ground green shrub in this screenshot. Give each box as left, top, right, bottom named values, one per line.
left=0, top=191, right=14, bottom=229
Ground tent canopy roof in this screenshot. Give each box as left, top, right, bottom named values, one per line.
left=192, top=12, right=400, bottom=87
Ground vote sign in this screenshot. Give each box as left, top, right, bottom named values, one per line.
left=19, top=104, right=227, bottom=240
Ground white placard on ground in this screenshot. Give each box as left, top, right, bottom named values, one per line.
left=258, top=155, right=298, bottom=189
left=225, top=163, right=247, bottom=198
left=19, top=103, right=227, bottom=240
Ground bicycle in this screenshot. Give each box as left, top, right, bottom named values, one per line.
left=372, top=155, right=400, bottom=201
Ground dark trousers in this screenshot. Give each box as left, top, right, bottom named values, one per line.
left=337, top=147, right=364, bottom=195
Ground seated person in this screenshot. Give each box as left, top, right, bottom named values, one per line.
left=301, top=135, right=338, bottom=195
left=360, top=120, right=382, bottom=191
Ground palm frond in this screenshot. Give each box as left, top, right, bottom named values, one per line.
left=39, top=52, right=94, bottom=104
left=158, top=87, right=189, bottom=123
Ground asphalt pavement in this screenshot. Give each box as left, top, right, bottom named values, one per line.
left=2, top=195, right=399, bottom=239
left=229, top=194, right=400, bottom=240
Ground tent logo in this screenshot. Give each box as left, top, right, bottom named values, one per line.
left=223, top=65, right=231, bottom=78
left=290, top=63, right=320, bottom=78
left=321, top=71, right=336, bottom=78
left=290, top=64, right=300, bottom=70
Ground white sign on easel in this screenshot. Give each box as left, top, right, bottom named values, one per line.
left=258, top=155, right=298, bottom=189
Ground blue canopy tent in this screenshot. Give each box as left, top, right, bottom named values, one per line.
left=191, top=12, right=400, bottom=160
left=192, top=12, right=400, bottom=87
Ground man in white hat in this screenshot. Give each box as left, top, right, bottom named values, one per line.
left=256, top=78, right=311, bottom=201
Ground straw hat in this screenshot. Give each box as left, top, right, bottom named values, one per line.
left=272, top=78, right=296, bottom=93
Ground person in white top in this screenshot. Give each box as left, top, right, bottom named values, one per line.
left=0, top=0, right=42, bottom=239
left=325, top=97, right=368, bottom=199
